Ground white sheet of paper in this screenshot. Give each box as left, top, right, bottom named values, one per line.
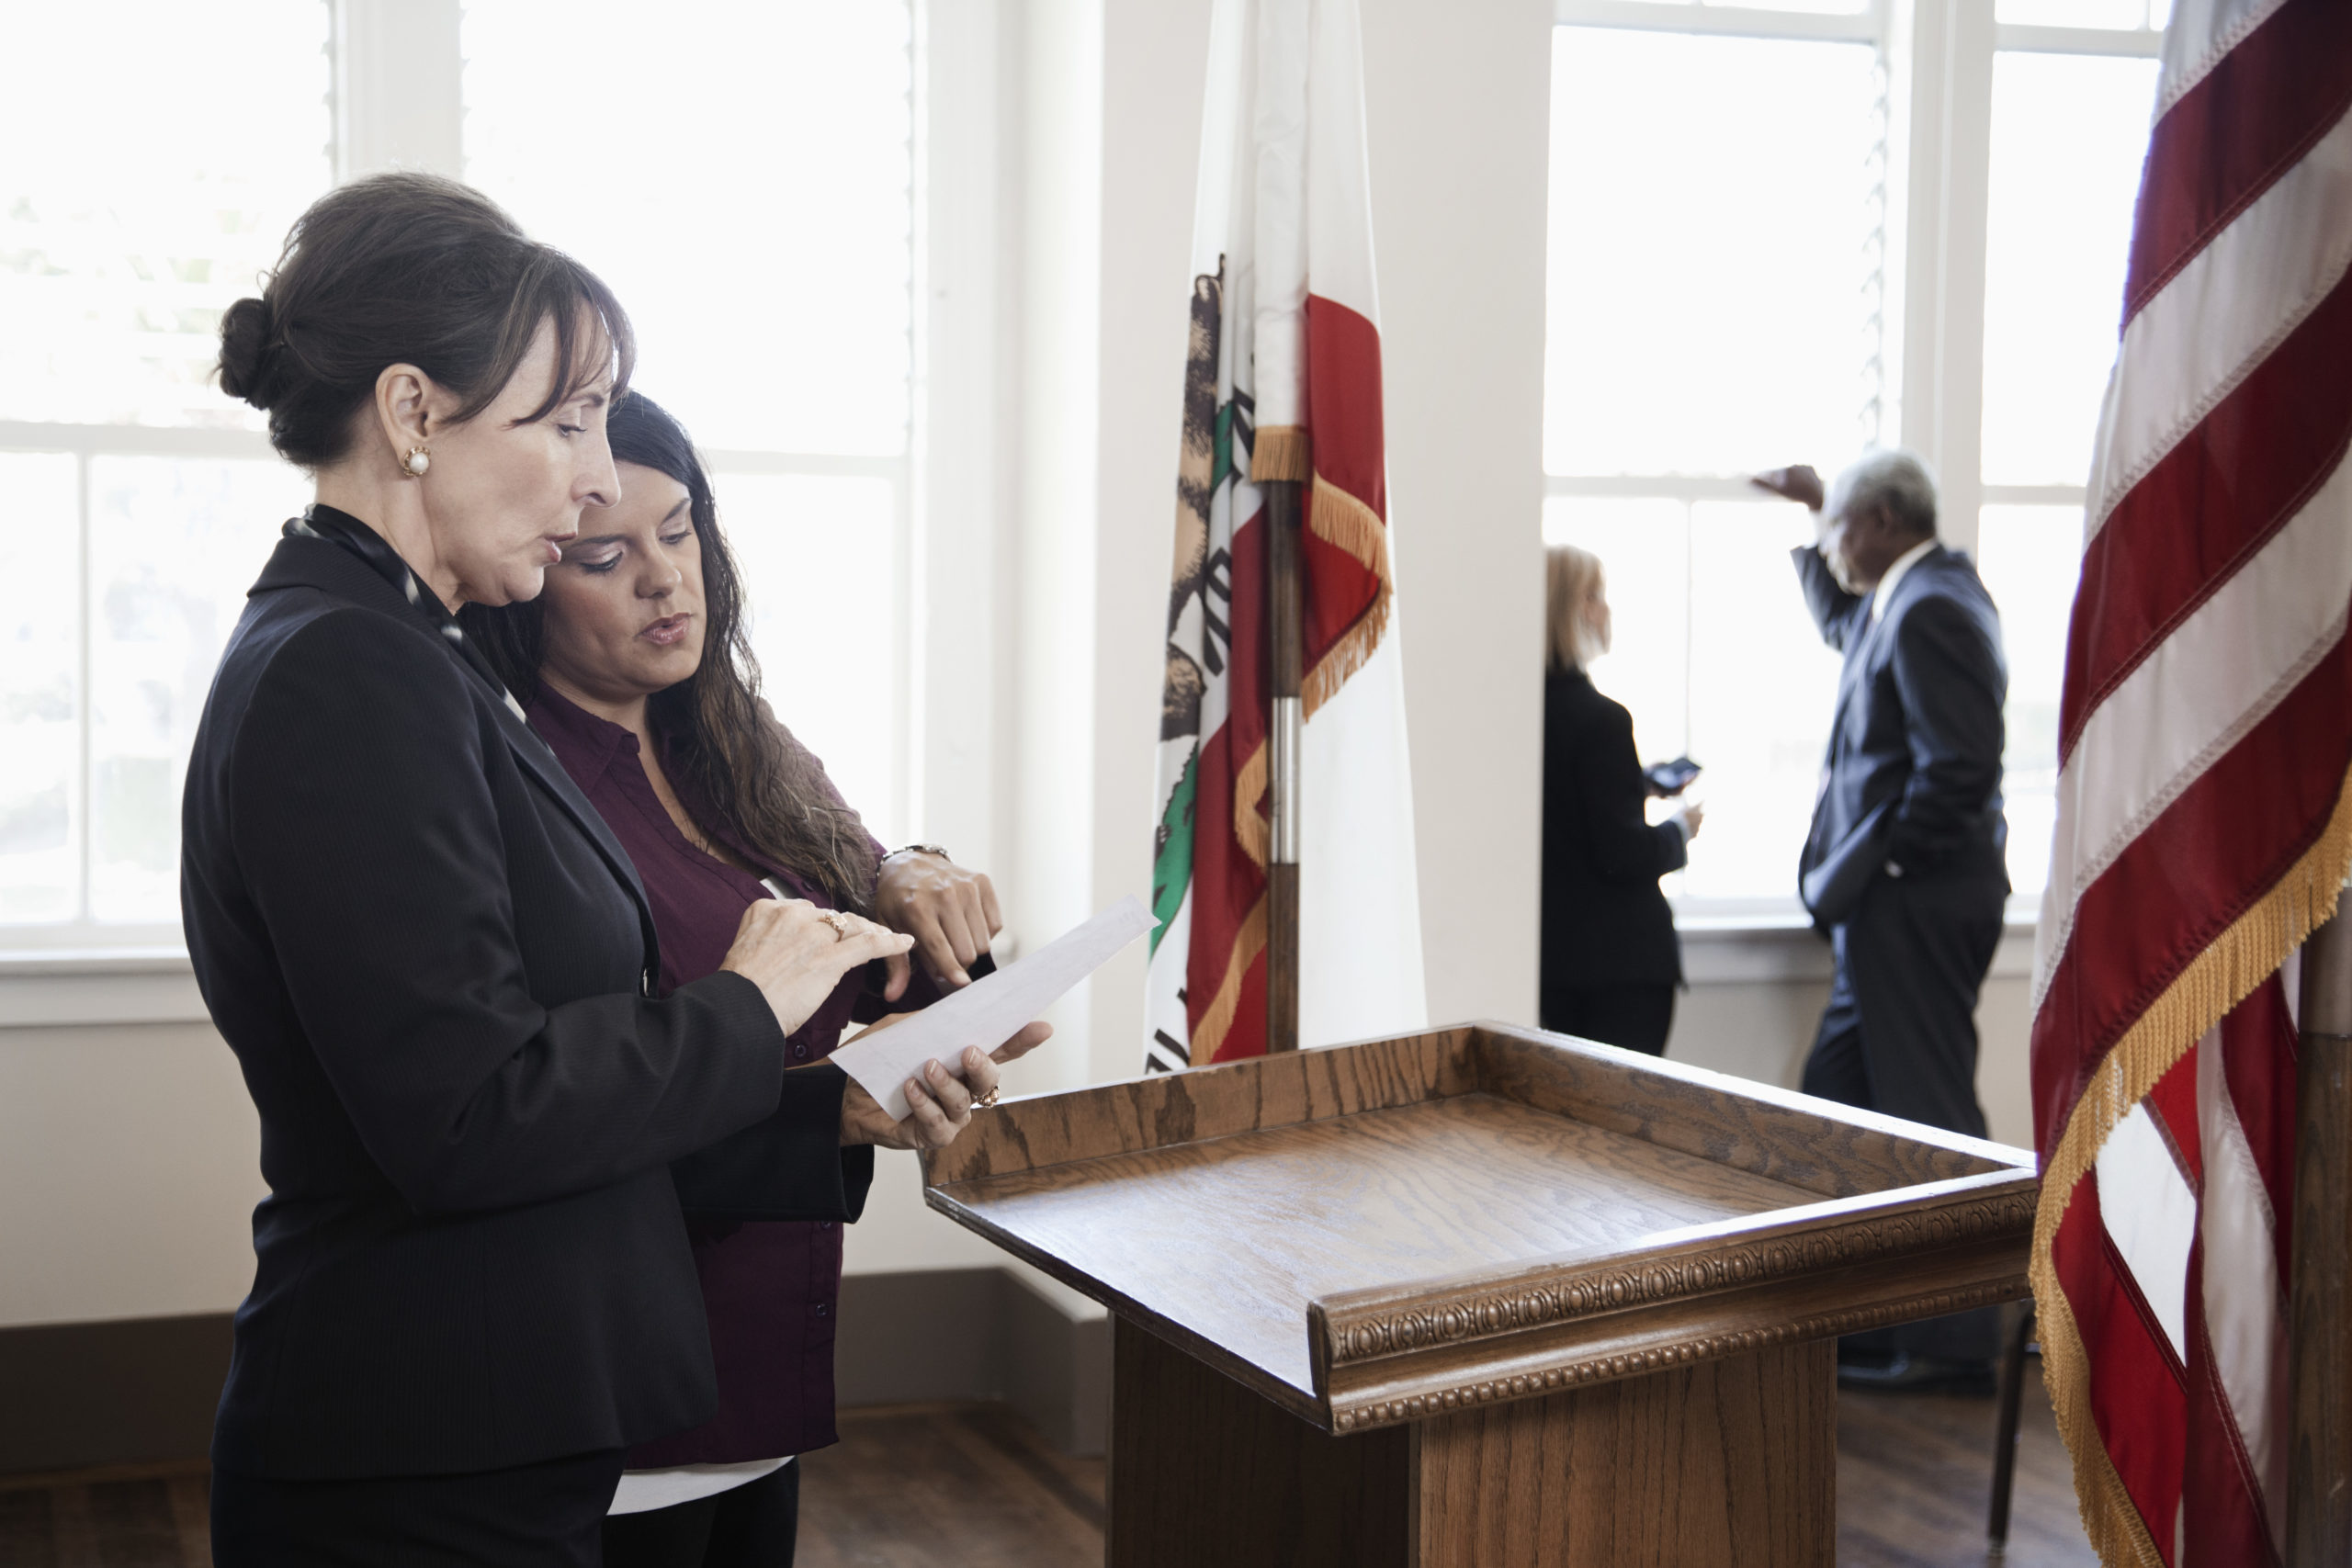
left=831, top=896, right=1157, bottom=1121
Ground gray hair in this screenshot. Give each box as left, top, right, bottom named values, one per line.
left=1828, top=448, right=1939, bottom=538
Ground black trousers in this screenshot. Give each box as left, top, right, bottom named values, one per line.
left=210, top=1449, right=626, bottom=1567
left=1803, top=870, right=2005, bottom=1361
left=1541, top=983, right=1675, bottom=1057
left=601, top=1461, right=799, bottom=1568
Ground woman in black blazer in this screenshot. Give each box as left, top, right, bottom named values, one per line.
left=184, top=173, right=1006, bottom=1566
left=1539, top=545, right=1702, bottom=1056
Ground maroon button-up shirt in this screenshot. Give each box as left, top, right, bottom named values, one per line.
left=527, top=683, right=901, bottom=1467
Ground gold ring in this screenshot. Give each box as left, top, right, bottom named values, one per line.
left=819, top=910, right=851, bottom=942
left=971, top=1087, right=1001, bottom=1110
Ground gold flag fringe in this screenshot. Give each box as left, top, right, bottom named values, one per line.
left=1251, top=425, right=1311, bottom=483
left=2031, top=761, right=2352, bottom=1566
left=1190, top=895, right=1269, bottom=1066
left=1233, top=739, right=1271, bottom=871
left=1302, top=474, right=1394, bottom=719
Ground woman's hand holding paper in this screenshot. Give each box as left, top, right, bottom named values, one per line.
left=834, top=1021, right=1050, bottom=1150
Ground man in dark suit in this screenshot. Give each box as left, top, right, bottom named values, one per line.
left=1755, top=451, right=2009, bottom=1390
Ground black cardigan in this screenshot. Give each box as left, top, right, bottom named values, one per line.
left=1539, top=668, right=1686, bottom=993
left=180, top=529, right=871, bottom=1480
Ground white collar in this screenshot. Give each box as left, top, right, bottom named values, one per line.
left=1868, top=536, right=1938, bottom=625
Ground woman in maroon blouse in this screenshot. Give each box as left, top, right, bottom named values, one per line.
left=464, top=392, right=1029, bottom=1567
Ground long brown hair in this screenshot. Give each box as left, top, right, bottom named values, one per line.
left=463, top=393, right=877, bottom=912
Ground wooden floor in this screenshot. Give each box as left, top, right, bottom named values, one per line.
left=1835, top=1363, right=2095, bottom=1568
left=0, top=1362, right=2092, bottom=1566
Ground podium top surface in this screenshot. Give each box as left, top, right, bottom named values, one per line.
left=923, top=1022, right=2038, bottom=1433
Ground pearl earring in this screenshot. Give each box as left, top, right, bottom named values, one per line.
left=403, top=446, right=431, bottom=478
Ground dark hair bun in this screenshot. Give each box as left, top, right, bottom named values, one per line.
left=216, top=295, right=282, bottom=409
left=210, top=172, right=634, bottom=469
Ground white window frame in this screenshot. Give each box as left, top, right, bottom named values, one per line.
left=1547, top=0, right=2162, bottom=942
left=0, top=0, right=999, bottom=994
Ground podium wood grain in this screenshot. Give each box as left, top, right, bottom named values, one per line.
left=927, top=1022, right=2037, bottom=1565
left=1109, top=1321, right=1832, bottom=1568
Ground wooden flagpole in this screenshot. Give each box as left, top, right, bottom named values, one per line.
left=2290, top=909, right=2352, bottom=1562
left=1264, top=476, right=1304, bottom=1054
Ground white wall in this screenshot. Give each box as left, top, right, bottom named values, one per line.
left=1669, top=933, right=2039, bottom=1152
left=0, top=1022, right=264, bottom=1327
left=1360, top=0, right=1554, bottom=1029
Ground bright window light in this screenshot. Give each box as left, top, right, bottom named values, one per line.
left=0, top=3, right=330, bottom=931
left=1994, top=0, right=2160, bottom=28
left=721, top=474, right=899, bottom=840
left=0, top=454, right=83, bottom=924
left=1980, top=51, right=2159, bottom=487
left=1545, top=27, right=1883, bottom=479
left=464, top=0, right=918, bottom=845
left=0, top=2, right=331, bottom=428
left=462, top=0, right=914, bottom=458
left=1975, top=505, right=2084, bottom=901
left=85, top=458, right=311, bottom=923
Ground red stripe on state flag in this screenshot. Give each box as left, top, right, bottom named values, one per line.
left=2056, top=1177, right=2189, bottom=1560
left=2125, top=0, right=2352, bottom=323
left=2033, top=637, right=2352, bottom=1151
left=1300, top=295, right=1389, bottom=682
left=2059, top=274, right=2352, bottom=761
left=1207, top=943, right=1268, bottom=1067
left=1184, top=502, right=1272, bottom=1061
left=1301, top=530, right=1380, bottom=677
left=1303, top=294, right=1385, bottom=518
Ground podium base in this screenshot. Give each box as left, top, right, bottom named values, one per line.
left=1107, top=1317, right=1834, bottom=1568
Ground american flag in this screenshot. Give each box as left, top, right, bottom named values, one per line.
left=2029, top=2, right=2352, bottom=1562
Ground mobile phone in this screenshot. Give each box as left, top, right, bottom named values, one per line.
left=1644, top=757, right=1702, bottom=796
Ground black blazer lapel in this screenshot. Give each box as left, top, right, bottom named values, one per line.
left=249, top=533, right=663, bottom=982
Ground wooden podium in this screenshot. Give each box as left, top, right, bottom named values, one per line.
left=922, top=1022, right=2038, bottom=1567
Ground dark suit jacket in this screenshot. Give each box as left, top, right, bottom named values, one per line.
left=180, top=531, right=872, bottom=1481
left=1540, top=668, right=1686, bottom=990
left=1792, top=542, right=2008, bottom=928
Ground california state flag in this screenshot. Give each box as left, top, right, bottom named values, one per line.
left=1145, top=0, right=1425, bottom=1072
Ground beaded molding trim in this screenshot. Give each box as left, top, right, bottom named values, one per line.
left=1320, top=1189, right=2036, bottom=1367
left=1327, top=1279, right=2021, bottom=1432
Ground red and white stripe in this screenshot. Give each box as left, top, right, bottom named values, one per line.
left=2030, top=2, right=2352, bottom=1562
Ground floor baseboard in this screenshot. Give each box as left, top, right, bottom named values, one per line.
left=837, top=1269, right=1108, bottom=1457
left=0, top=1268, right=1108, bottom=1476
left=0, top=1313, right=232, bottom=1477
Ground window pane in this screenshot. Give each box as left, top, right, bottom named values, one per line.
left=1544, top=496, right=1691, bottom=765
left=1545, top=28, right=1882, bottom=477
left=719, top=473, right=900, bottom=846
left=1981, top=52, right=2159, bottom=486
left=0, top=455, right=82, bottom=923
left=0, top=2, right=331, bottom=430
left=463, top=1, right=913, bottom=457
left=1994, top=0, right=2151, bottom=26
left=1598, top=0, right=1870, bottom=10
left=1975, top=505, right=2082, bottom=900
left=1681, top=502, right=1840, bottom=903
left=87, top=458, right=309, bottom=922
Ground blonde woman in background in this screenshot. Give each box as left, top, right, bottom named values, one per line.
left=1538, top=546, right=1702, bottom=1055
